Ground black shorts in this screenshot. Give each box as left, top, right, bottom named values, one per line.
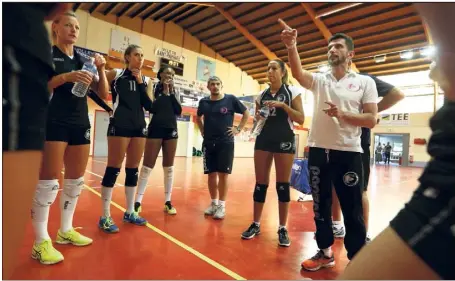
left=254, top=135, right=296, bottom=154
left=148, top=126, right=178, bottom=140
left=107, top=123, right=147, bottom=138
left=361, top=146, right=371, bottom=191
left=390, top=102, right=455, bottom=280
left=46, top=122, right=91, bottom=146
left=202, top=141, right=234, bottom=174
left=3, top=45, right=51, bottom=152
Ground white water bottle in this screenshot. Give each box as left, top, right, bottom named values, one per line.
left=251, top=106, right=270, bottom=137
left=71, top=57, right=97, bottom=97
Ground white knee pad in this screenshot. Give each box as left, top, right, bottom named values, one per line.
left=139, top=166, right=153, bottom=180
left=63, top=177, right=84, bottom=198
left=34, top=179, right=59, bottom=207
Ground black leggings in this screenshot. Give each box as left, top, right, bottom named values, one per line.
left=308, top=147, right=366, bottom=260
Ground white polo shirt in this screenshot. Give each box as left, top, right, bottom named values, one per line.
left=307, top=71, right=378, bottom=153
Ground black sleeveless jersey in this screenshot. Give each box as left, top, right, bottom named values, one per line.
left=149, top=83, right=182, bottom=129
left=110, top=69, right=153, bottom=130
left=47, top=46, right=112, bottom=128
left=256, top=84, right=301, bottom=141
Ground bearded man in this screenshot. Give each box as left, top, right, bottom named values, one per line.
left=279, top=21, right=379, bottom=271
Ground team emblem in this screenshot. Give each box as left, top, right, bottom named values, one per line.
left=220, top=107, right=228, bottom=114
left=277, top=94, right=286, bottom=102
left=343, top=172, right=359, bottom=187
left=84, top=129, right=91, bottom=140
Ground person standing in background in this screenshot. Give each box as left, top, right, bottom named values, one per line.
left=196, top=76, right=250, bottom=219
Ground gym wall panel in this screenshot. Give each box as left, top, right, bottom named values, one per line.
left=142, top=18, right=165, bottom=40
left=118, top=16, right=142, bottom=34
left=183, top=31, right=201, bottom=53
left=164, top=21, right=184, bottom=47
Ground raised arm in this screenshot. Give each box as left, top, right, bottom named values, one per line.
left=278, top=19, right=314, bottom=89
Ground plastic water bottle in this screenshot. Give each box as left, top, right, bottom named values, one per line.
left=71, top=57, right=97, bottom=97
left=251, top=106, right=270, bottom=137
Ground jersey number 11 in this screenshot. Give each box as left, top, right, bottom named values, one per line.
left=129, top=81, right=137, bottom=91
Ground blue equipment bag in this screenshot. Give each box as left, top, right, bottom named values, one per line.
left=290, top=159, right=311, bottom=195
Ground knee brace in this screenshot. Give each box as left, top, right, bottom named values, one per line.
left=63, top=177, right=84, bottom=198
left=34, top=179, right=59, bottom=206
left=276, top=182, right=291, bottom=203
left=102, top=167, right=120, bottom=187
left=253, top=183, right=268, bottom=203
left=125, top=167, right=139, bottom=187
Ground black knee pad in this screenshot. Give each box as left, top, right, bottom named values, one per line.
left=276, top=182, right=290, bottom=203
left=125, top=167, right=139, bottom=187
left=102, top=167, right=120, bottom=187
left=253, top=183, right=268, bottom=203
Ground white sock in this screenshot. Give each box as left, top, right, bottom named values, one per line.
left=332, top=220, right=343, bottom=228
left=163, top=166, right=174, bottom=202
left=212, top=199, right=219, bottom=205
left=279, top=225, right=286, bottom=230
left=32, top=179, right=59, bottom=244
left=125, top=186, right=136, bottom=214
left=254, top=221, right=260, bottom=226
left=101, top=186, right=113, bottom=218
left=322, top=247, right=332, bottom=257
left=136, top=166, right=153, bottom=204
left=60, top=177, right=84, bottom=233
left=219, top=200, right=225, bottom=207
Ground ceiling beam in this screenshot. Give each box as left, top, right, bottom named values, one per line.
left=214, top=4, right=279, bottom=61
left=103, top=3, right=118, bottom=16
left=421, top=19, right=433, bottom=45
left=300, top=3, right=362, bottom=71
left=117, top=3, right=137, bottom=17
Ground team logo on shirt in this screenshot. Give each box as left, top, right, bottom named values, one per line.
left=84, top=129, right=91, bottom=140
left=346, top=83, right=361, bottom=92
left=220, top=107, right=228, bottom=114
left=280, top=142, right=292, bottom=151
left=277, top=94, right=286, bottom=102
left=343, top=172, right=359, bottom=187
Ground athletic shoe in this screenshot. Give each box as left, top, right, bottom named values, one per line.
left=301, top=250, right=335, bottom=271
left=241, top=222, right=260, bottom=239
left=278, top=227, right=291, bottom=247
left=164, top=201, right=177, bottom=215
left=56, top=228, right=92, bottom=246
left=204, top=202, right=218, bottom=216
left=213, top=205, right=225, bottom=219
left=123, top=212, right=147, bottom=225
left=99, top=216, right=120, bottom=233
left=31, top=239, right=64, bottom=265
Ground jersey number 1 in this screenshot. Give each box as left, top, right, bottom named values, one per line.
left=129, top=81, right=136, bottom=91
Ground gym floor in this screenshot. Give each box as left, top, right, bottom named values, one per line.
left=11, top=157, right=423, bottom=280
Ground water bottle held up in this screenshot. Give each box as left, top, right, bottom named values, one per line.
left=251, top=106, right=270, bottom=137
left=71, top=57, right=97, bottom=98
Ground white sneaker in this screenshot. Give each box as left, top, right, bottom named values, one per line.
left=204, top=203, right=218, bottom=216
left=213, top=205, right=225, bottom=220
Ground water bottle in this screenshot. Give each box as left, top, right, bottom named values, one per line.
left=71, top=57, right=97, bottom=97
left=251, top=106, right=270, bottom=137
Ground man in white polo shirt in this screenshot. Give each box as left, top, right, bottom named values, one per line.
left=279, top=19, right=378, bottom=271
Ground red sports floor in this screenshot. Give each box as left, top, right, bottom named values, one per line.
left=10, top=157, right=423, bottom=280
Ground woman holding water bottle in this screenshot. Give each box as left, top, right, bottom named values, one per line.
left=98, top=44, right=155, bottom=233
left=241, top=59, right=305, bottom=247
left=30, top=11, right=110, bottom=265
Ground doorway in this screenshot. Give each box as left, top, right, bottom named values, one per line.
left=373, top=133, right=410, bottom=166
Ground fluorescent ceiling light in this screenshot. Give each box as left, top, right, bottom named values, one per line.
left=374, top=55, right=387, bottom=63
left=400, top=51, right=414, bottom=59
left=420, top=46, right=436, bottom=57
